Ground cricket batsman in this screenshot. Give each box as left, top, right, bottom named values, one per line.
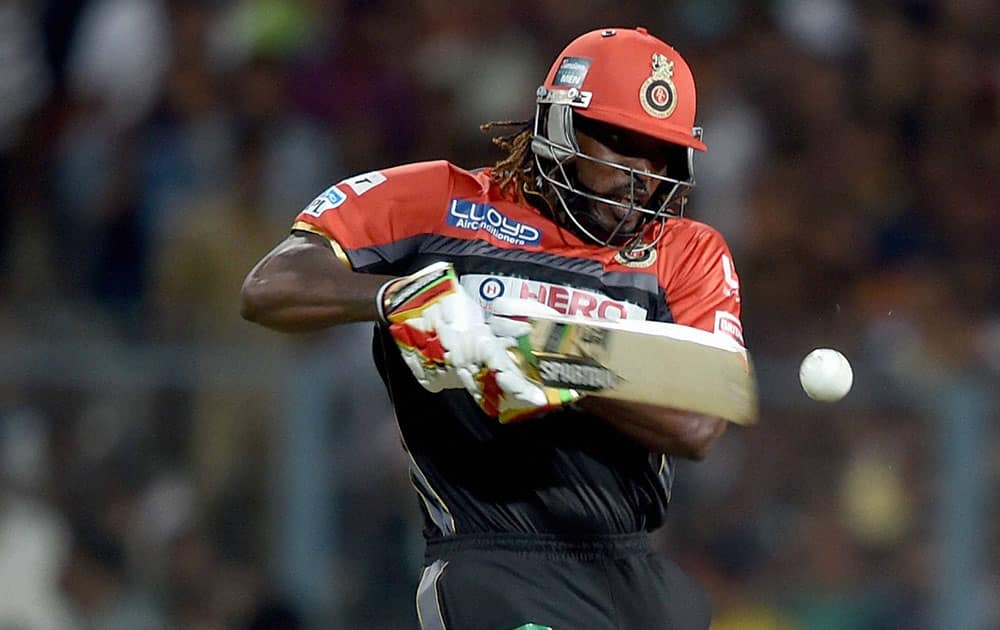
left=242, top=27, right=744, bottom=629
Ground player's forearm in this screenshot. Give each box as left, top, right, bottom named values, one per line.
left=240, top=275, right=387, bottom=331
left=578, top=397, right=726, bottom=459
left=240, top=234, right=394, bottom=332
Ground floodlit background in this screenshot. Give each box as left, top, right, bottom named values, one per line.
left=0, top=1, right=997, bottom=628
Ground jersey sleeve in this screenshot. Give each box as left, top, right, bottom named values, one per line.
left=291, top=160, right=453, bottom=274
left=664, top=226, right=745, bottom=347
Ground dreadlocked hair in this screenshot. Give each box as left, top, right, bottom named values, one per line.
left=480, top=120, right=538, bottom=205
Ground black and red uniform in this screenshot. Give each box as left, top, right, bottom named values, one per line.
left=293, top=160, right=743, bottom=630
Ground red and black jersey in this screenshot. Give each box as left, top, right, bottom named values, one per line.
left=293, top=160, right=744, bottom=538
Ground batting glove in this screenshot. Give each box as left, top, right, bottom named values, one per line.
left=379, top=264, right=579, bottom=422
left=484, top=297, right=583, bottom=423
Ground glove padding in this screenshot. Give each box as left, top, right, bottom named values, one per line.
left=378, top=263, right=483, bottom=392
left=483, top=297, right=584, bottom=422
left=381, top=263, right=579, bottom=422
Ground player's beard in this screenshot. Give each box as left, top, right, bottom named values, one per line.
left=562, top=177, right=652, bottom=246
left=531, top=163, right=681, bottom=247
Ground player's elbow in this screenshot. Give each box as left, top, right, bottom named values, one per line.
left=239, top=270, right=272, bottom=324
left=673, top=416, right=726, bottom=461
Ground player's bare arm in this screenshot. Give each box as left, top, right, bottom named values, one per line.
left=579, top=397, right=726, bottom=460
left=240, top=231, right=395, bottom=331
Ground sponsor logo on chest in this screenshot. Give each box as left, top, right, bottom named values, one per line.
left=462, top=274, right=647, bottom=321
left=446, top=199, right=542, bottom=246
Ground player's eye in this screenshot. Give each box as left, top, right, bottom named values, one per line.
left=574, top=115, right=680, bottom=175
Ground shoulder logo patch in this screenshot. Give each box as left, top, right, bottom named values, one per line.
left=300, top=171, right=387, bottom=218
left=302, top=184, right=346, bottom=217
left=343, top=171, right=386, bottom=195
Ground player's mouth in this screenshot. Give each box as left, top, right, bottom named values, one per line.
left=597, top=203, right=642, bottom=233
left=611, top=203, right=634, bottom=221
left=607, top=183, right=650, bottom=210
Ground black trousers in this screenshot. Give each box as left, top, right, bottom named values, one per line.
left=416, top=533, right=711, bottom=630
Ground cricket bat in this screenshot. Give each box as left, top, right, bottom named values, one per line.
left=515, top=314, right=758, bottom=425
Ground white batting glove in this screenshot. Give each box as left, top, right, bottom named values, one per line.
left=482, top=297, right=583, bottom=422
left=380, top=262, right=486, bottom=392
left=381, top=265, right=579, bottom=421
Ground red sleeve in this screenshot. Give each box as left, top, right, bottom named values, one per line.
left=291, top=161, right=453, bottom=271
left=663, top=225, right=745, bottom=347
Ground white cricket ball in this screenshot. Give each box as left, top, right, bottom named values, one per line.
left=799, top=348, right=853, bottom=402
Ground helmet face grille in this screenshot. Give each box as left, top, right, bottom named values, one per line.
left=530, top=103, right=697, bottom=252
left=527, top=28, right=707, bottom=252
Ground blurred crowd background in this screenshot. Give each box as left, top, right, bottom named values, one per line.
left=0, top=0, right=997, bottom=628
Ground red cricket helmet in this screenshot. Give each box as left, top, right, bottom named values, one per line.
left=530, top=27, right=705, bottom=250
left=540, top=27, right=706, bottom=152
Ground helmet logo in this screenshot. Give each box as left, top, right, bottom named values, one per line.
left=639, top=53, right=677, bottom=119
left=553, top=56, right=592, bottom=88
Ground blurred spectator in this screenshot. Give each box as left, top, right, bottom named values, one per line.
left=0, top=1, right=50, bottom=293
left=60, top=526, right=168, bottom=630
left=0, top=3, right=50, bottom=150
left=0, top=409, right=73, bottom=630
left=64, top=0, right=170, bottom=130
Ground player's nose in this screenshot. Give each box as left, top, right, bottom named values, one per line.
left=621, top=158, right=661, bottom=193
left=623, top=171, right=656, bottom=206
left=618, top=152, right=659, bottom=174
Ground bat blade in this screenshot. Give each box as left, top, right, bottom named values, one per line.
left=522, top=314, right=758, bottom=425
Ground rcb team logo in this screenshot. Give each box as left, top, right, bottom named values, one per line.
left=614, top=247, right=658, bottom=268
left=639, top=53, right=677, bottom=119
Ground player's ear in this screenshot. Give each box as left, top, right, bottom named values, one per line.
left=665, top=143, right=691, bottom=181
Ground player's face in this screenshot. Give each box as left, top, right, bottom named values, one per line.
left=573, top=120, right=673, bottom=237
